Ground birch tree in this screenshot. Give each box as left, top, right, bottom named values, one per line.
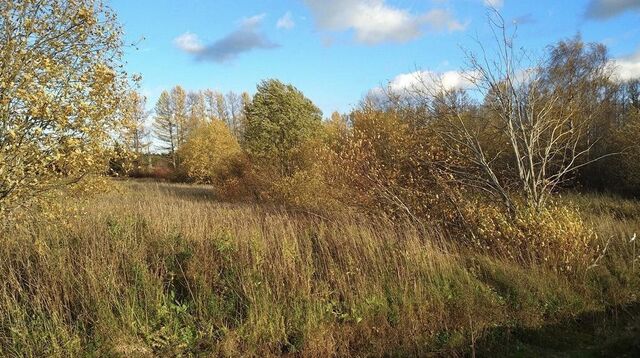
left=431, top=12, right=616, bottom=212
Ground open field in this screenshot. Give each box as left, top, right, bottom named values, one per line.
left=1, top=181, right=639, bottom=356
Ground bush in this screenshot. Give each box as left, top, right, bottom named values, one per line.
left=466, top=204, right=600, bottom=273
left=179, top=121, right=248, bottom=199
left=330, top=107, right=465, bottom=224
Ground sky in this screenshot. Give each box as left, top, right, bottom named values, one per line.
left=109, top=0, right=640, bottom=116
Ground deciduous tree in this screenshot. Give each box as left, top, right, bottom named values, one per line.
left=123, top=91, right=150, bottom=155
left=431, top=13, right=616, bottom=212
left=178, top=120, right=243, bottom=190
left=153, top=91, right=178, bottom=168
left=170, top=85, right=188, bottom=146
left=0, top=0, right=130, bottom=214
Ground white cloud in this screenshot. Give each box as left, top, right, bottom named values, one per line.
left=484, top=0, right=504, bottom=8
left=390, top=70, right=474, bottom=93
left=370, top=70, right=474, bottom=99
left=241, top=13, right=267, bottom=27
left=611, top=49, right=640, bottom=81
left=173, top=32, right=204, bottom=53
left=303, top=0, right=466, bottom=45
left=277, top=12, right=295, bottom=30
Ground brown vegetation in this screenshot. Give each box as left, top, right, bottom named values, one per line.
left=2, top=1, right=640, bottom=355
left=0, top=181, right=638, bottom=356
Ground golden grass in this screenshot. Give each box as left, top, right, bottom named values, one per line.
left=0, top=181, right=638, bottom=356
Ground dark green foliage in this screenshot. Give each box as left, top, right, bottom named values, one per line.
left=243, top=79, right=323, bottom=175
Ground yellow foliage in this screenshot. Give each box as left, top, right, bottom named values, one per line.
left=268, top=161, right=344, bottom=215
left=178, top=121, right=245, bottom=197
left=467, top=204, right=600, bottom=273
left=331, top=108, right=465, bottom=223
left=0, top=0, right=130, bottom=217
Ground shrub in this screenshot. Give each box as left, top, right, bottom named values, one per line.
left=330, top=106, right=465, bottom=225
left=466, top=204, right=600, bottom=273
left=179, top=121, right=247, bottom=198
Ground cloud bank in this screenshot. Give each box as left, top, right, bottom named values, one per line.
left=586, top=0, right=640, bottom=19
left=174, top=14, right=279, bottom=63
left=388, top=70, right=473, bottom=93
left=611, top=48, right=640, bottom=81
left=370, top=69, right=474, bottom=100
left=303, top=0, right=466, bottom=45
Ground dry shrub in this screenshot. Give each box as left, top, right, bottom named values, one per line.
left=244, top=134, right=347, bottom=215
left=267, top=163, right=343, bottom=215
left=213, top=155, right=255, bottom=201
left=330, top=107, right=465, bottom=225
left=466, top=204, right=600, bottom=272
left=178, top=121, right=253, bottom=200
left=149, top=166, right=174, bottom=181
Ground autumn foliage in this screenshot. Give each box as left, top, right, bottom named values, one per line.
left=179, top=121, right=249, bottom=199
left=2, top=2, right=640, bottom=356
left=0, top=0, right=131, bottom=216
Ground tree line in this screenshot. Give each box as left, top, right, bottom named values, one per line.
left=2, top=1, right=639, bottom=235
left=117, top=25, right=640, bottom=230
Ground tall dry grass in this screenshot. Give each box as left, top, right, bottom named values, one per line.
left=0, top=181, right=638, bottom=356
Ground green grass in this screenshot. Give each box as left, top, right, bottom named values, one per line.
left=0, top=181, right=639, bottom=356
left=477, top=303, right=640, bottom=357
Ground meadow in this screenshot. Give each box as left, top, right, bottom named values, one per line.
left=1, top=180, right=638, bottom=357
left=3, top=1, right=640, bottom=356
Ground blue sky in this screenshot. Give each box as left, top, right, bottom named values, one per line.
left=110, top=0, right=640, bottom=116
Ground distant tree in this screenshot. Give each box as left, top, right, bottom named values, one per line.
left=244, top=79, right=323, bottom=175
left=0, top=0, right=130, bottom=214
left=170, top=86, right=188, bottom=146
left=203, top=89, right=219, bottom=121
left=215, top=92, right=230, bottom=124
left=239, top=91, right=252, bottom=141
left=624, top=79, right=640, bottom=111
left=226, top=91, right=241, bottom=135
left=587, top=79, right=640, bottom=194
left=153, top=91, right=178, bottom=168
left=123, top=91, right=150, bottom=155
left=187, top=90, right=206, bottom=130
